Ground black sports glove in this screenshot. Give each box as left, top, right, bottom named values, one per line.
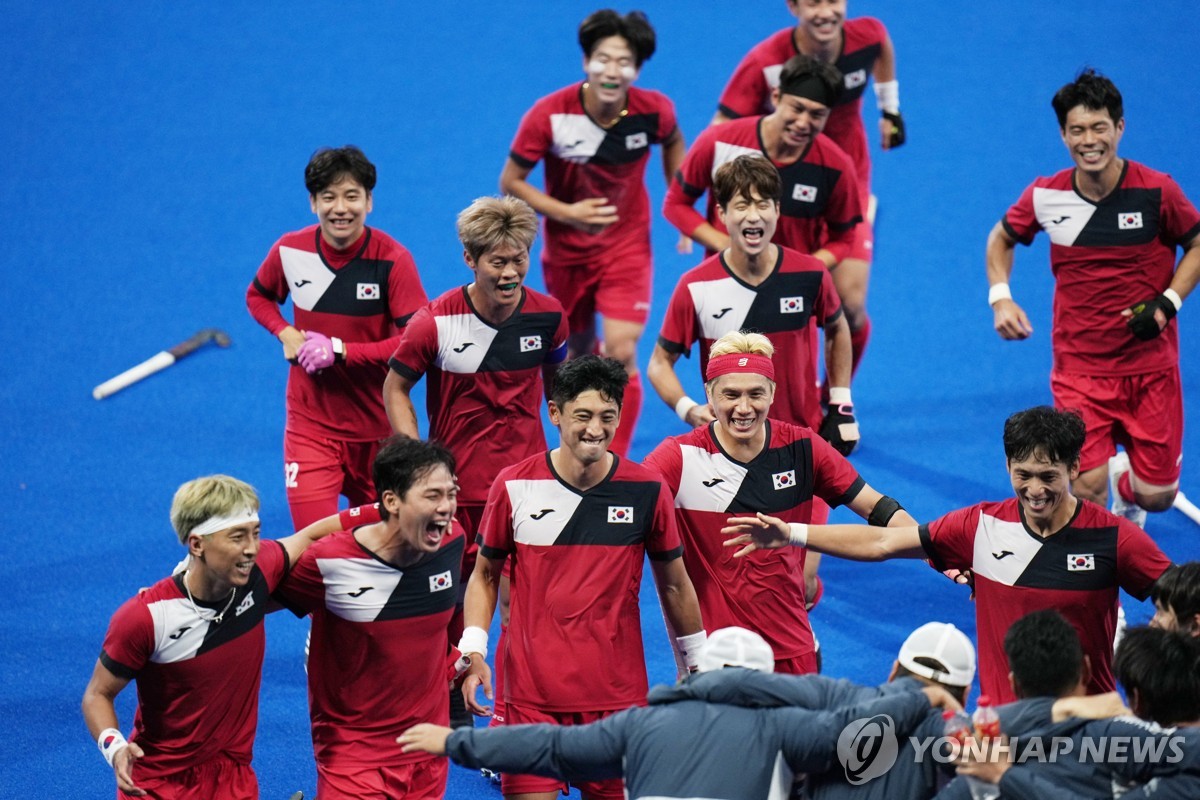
left=1127, top=294, right=1177, bottom=341
left=882, top=111, right=906, bottom=148
left=819, top=403, right=860, bottom=456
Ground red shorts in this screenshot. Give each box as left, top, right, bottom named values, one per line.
left=283, top=427, right=379, bottom=505
left=846, top=218, right=874, bottom=263
left=455, top=502, right=485, bottom=581
left=775, top=651, right=819, bottom=675
left=1051, top=367, right=1183, bottom=485
left=501, top=702, right=626, bottom=799
left=124, top=755, right=256, bottom=800
left=316, top=757, right=447, bottom=800
left=543, top=240, right=653, bottom=332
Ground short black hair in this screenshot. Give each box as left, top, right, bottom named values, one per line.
left=1051, top=68, right=1123, bottom=129
left=305, top=145, right=377, bottom=196
left=1004, top=610, right=1084, bottom=699
left=1114, top=626, right=1200, bottom=726
left=714, top=154, right=781, bottom=209
left=550, top=355, right=628, bottom=410
left=1151, top=562, right=1200, bottom=633
left=777, top=53, right=842, bottom=106
left=578, top=9, right=656, bottom=67
left=1002, top=406, right=1086, bottom=466
left=373, top=435, right=456, bottom=520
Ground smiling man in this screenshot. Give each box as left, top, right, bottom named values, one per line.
left=986, top=69, right=1200, bottom=529
left=724, top=405, right=1173, bottom=703
left=275, top=436, right=464, bottom=800
left=459, top=355, right=704, bottom=800
left=247, top=146, right=428, bottom=530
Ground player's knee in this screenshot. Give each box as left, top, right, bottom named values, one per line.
left=1072, top=476, right=1107, bottom=506
left=1136, top=488, right=1176, bottom=513
left=604, top=339, right=639, bottom=368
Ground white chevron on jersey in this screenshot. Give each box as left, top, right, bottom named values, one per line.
left=550, top=113, right=606, bottom=163
left=280, top=246, right=335, bottom=311
left=675, top=444, right=750, bottom=512
left=506, top=479, right=585, bottom=546
left=970, top=513, right=1044, bottom=587
left=434, top=313, right=501, bottom=374
left=148, top=597, right=212, bottom=664
left=688, top=276, right=758, bottom=340
left=316, top=557, right=405, bottom=622
left=762, top=64, right=783, bottom=93
left=713, top=142, right=763, bottom=178
left=1031, top=187, right=1097, bottom=246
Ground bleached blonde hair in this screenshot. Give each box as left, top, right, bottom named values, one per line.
left=705, top=331, right=777, bottom=393
left=169, top=475, right=260, bottom=544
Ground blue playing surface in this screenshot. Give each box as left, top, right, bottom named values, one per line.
left=2, top=2, right=1198, bottom=797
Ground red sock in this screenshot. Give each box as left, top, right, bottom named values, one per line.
left=1118, top=471, right=1137, bottom=504
left=289, top=498, right=337, bottom=531
left=611, top=371, right=642, bottom=457
left=849, top=316, right=872, bottom=379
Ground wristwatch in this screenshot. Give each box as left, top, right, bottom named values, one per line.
left=331, top=337, right=345, bottom=361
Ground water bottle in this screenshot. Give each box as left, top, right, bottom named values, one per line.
left=942, top=709, right=1000, bottom=800
left=972, top=695, right=1002, bottom=739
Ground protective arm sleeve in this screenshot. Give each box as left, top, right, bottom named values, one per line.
left=446, top=715, right=629, bottom=782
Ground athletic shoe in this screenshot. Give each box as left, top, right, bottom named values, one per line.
left=1108, top=452, right=1147, bottom=528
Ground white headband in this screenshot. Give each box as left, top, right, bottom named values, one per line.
left=190, top=508, right=259, bottom=538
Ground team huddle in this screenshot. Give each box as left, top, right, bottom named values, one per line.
left=82, top=2, right=1200, bottom=799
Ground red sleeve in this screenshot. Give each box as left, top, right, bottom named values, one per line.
left=641, top=439, right=684, bottom=494
left=1115, top=520, right=1171, bottom=600
left=1002, top=183, right=1041, bottom=245
left=646, top=478, right=684, bottom=560
left=509, top=100, right=553, bottom=169
left=821, top=155, right=863, bottom=263
left=664, top=131, right=716, bottom=236
left=99, top=597, right=154, bottom=677
left=339, top=503, right=382, bottom=529
left=717, top=49, right=770, bottom=119
left=1159, top=176, right=1200, bottom=247
left=257, top=539, right=289, bottom=591
left=345, top=246, right=428, bottom=367
left=656, top=92, right=679, bottom=142
left=548, top=308, right=570, bottom=363
left=476, top=475, right=516, bottom=560
left=815, top=264, right=844, bottom=325
left=656, top=278, right=699, bottom=355
left=247, top=242, right=291, bottom=336
left=387, top=305, right=438, bottom=381
left=809, top=434, right=863, bottom=507
left=275, top=547, right=325, bottom=615
left=919, top=505, right=982, bottom=572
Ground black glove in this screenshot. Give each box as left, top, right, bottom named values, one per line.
left=1127, top=294, right=1177, bottom=341
left=819, top=403, right=860, bottom=456
left=882, top=111, right=906, bottom=148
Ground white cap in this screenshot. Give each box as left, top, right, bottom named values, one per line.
left=897, top=622, right=976, bottom=688
left=698, top=627, right=775, bottom=673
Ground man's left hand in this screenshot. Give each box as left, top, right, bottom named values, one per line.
left=1123, top=294, right=1177, bottom=341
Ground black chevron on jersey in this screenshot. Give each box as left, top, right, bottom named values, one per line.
left=372, top=536, right=464, bottom=621
left=307, top=257, right=394, bottom=318
left=553, top=481, right=662, bottom=547
left=740, top=271, right=825, bottom=331
left=836, top=44, right=882, bottom=103
left=1011, top=524, right=1120, bottom=592
left=777, top=159, right=847, bottom=219
left=1072, top=188, right=1162, bottom=247
left=727, top=438, right=815, bottom=514
left=477, top=311, right=565, bottom=372
left=592, top=113, right=662, bottom=165
left=162, top=566, right=273, bottom=659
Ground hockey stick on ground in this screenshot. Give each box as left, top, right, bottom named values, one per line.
left=1173, top=491, right=1200, bottom=526
left=92, top=328, right=231, bottom=400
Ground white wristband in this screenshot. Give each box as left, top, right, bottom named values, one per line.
left=1164, top=288, right=1183, bottom=312
left=675, top=396, right=699, bottom=423
left=988, top=282, right=1013, bottom=306
left=874, top=80, right=900, bottom=114
left=97, top=728, right=128, bottom=767
left=458, top=626, right=489, bottom=660
left=828, top=387, right=852, bottom=406
left=675, top=630, right=708, bottom=670
left=788, top=523, right=809, bottom=547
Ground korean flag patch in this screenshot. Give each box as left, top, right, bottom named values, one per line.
left=429, top=570, right=454, bottom=592
left=780, top=296, right=804, bottom=314
left=792, top=184, right=818, bottom=203
left=608, top=506, right=634, bottom=524
left=1118, top=212, right=1143, bottom=230
left=844, top=69, right=867, bottom=89
left=772, top=470, right=796, bottom=490
left=520, top=335, right=543, bottom=353
left=1067, top=554, right=1095, bottom=572
left=357, top=282, right=380, bottom=300
left=625, top=132, right=648, bottom=150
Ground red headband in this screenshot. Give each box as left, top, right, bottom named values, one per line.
left=705, top=353, right=776, bottom=382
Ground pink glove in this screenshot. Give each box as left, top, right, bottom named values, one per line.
left=296, top=331, right=336, bottom=374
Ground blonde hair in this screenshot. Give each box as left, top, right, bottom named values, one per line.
left=457, top=196, right=538, bottom=261
left=169, top=475, right=260, bottom=544
left=705, top=331, right=776, bottom=393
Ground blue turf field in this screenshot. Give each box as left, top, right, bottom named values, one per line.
left=3, top=2, right=1199, bottom=797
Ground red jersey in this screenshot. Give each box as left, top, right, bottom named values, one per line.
left=1001, top=161, right=1200, bottom=375
left=715, top=18, right=888, bottom=202
left=656, top=246, right=842, bottom=429
left=664, top=117, right=862, bottom=261
left=920, top=498, right=1170, bottom=703
left=98, top=541, right=289, bottom=781
left=247, top=225, right=428, bottom=439
left=644, top=421, right=862, bottom=663
left=477, top=453, right=683, bottom=711
left=276, top=525, right=464, bottom=767
left=388, top=286, right=569, bottom=504
left=509, top=82, right=678, bottom=264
